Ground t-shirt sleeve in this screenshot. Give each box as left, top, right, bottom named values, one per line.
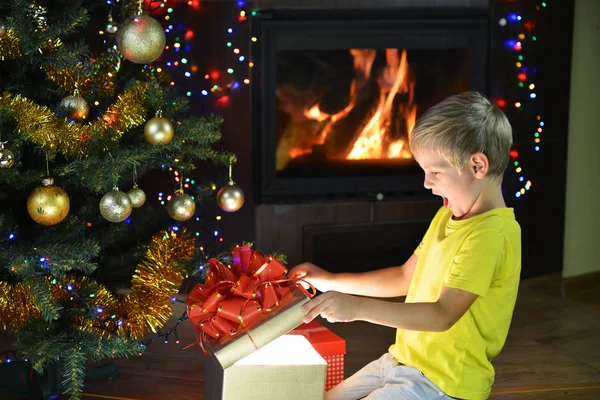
left=414, top=240, right=423, bottom=256
left=444, top=229, right=506, bottom=297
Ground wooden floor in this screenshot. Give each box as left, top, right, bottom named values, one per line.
left=2, top=273, right=600, bottom=399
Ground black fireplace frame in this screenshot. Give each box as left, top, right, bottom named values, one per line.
left=251, top=8, right=492, bottom=204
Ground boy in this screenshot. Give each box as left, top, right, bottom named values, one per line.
left=289, top=92, right=521, bottom=400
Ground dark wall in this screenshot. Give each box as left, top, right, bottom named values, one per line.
left=147, top=1, right=257, bottom=252
left=496, top=0, right=574, bottom=277
left=215, top=86, right=255, bottom=247
left=150, top=0, right=574, bottom=276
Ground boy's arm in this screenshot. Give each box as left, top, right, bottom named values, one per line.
left=302, top=285, right=478, bottom=332
left=303, top=230, right=507, bottom=330
left=328, top=252, right=418, bottom=297
left=290, top=253, right=418, bottom=298
left=357, top=285, right=478, bottom=331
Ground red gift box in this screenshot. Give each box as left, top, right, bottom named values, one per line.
left=289, top=321, right=346, bottom=391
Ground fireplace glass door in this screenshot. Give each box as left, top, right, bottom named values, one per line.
left=252, top=9, right=490, bottom=203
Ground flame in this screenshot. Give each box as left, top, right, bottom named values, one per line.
left=276, top=48, right=417, bottom=171
left=347, top=49, right=416, bottom=160
left=304, top=105, right=329, bottom=122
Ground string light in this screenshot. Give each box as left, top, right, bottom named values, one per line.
left=157, top=169, right=228, bottom=255
left=137, top=1, right=251, bottom=102
left=497, top=1, right=547, bottom=198
left=198, top=1, right=251, bottom=101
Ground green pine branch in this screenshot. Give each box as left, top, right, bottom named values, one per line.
left=8, top=0, right=89, bottom=59
left=39, top=240, right=100, bottom=276
left=16, top=325, right=69, bottom=373
left=40, top=40, right=91, bottom=72
left=58, top=114, right=232, bottom=193
left=88, top=335, right=144, bottom=362
left=5, top=259, right=61, bottom=321
left=169, top=96, right=191, bottom=114
left=62, top=343, right=87, bottom=399
left=0, top=167, right=50, bottom=193
left=30, top=278, right=63, bottom=322
left=45, top=8, right=90, bottom=39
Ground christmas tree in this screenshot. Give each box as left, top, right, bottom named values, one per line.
left=0, top=0, right=241, bottom=398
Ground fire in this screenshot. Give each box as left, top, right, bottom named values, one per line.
left=347, top=49, right=416, bottom=160
left=276, top=48, right=417, bottom=171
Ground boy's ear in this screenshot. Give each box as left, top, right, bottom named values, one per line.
left=470, top=152, right=489, bottom=179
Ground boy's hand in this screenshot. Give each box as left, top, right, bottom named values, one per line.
left=301, top=291, right=361, bottom=324
left=288, top=262, right=334, bottom=293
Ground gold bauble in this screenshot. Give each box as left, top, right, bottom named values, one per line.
left=127, top=184, right=146, bottom=208
left=167, top=193, right=196, bottom=221
left=57, top=95, right=89, bottom=121
left=100, top=188, right=133, bottom=223
left=217, top=181, right=245, bottom=212
left=144, top=116, right=174, bottom=144
left=27, top=178, right=70, bottom=226
left=0, top=147, right=15, bottom=169
left=116, top=15, right=166, bottom=64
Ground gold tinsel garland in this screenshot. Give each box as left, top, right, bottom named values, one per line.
left=0, top=282, right=42, bottom=330
left=0, top=29, right=22, bottom=61
left=0, top=231, right=196, bottom=339
left=94, top=230, right=196, bottom=339
left=0, top=82, right=149, bottom=157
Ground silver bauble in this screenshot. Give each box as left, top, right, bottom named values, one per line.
left=116, top=15, right=166, bottom=64
left=0, top=147, right=15, bottom=169
left=100, top=189, right=133, bottom=223
left=57, top=95, right=89, bottom=121
left=127, top=184, right=146, bottom=208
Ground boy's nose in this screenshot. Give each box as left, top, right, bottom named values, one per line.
left=424, top=177, right=433, bottom=190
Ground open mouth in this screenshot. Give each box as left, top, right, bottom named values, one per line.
left=443, top=197, right=449, bottom=208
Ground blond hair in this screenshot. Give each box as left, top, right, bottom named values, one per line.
left=409, top=92, right=513, bottom=180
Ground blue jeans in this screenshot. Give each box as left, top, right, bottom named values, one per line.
left=325, top=353, right=458, bottom=400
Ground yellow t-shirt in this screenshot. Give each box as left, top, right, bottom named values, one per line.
left=388, top=207, right=521, bottom=399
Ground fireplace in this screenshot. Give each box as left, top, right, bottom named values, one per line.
left=252, top=8, right=491, bottom=204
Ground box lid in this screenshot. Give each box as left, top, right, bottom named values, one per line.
left=210, top=286, right=310, bottom=369
left=290, top=320, right=346, bottom=356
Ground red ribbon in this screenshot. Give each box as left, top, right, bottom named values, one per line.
left=186, top=245, right=314, bottom=354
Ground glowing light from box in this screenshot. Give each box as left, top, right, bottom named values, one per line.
left=235, top=335, right=326, bottom=366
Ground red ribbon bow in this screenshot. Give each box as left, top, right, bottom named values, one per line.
left=186, top=245, right=313, bottom=354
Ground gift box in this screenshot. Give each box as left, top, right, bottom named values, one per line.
left=187, top=245, right=325, bottom=399
left=290, top=320, right=346, bottom=391
left=205, top=334, right=326, bottom=400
